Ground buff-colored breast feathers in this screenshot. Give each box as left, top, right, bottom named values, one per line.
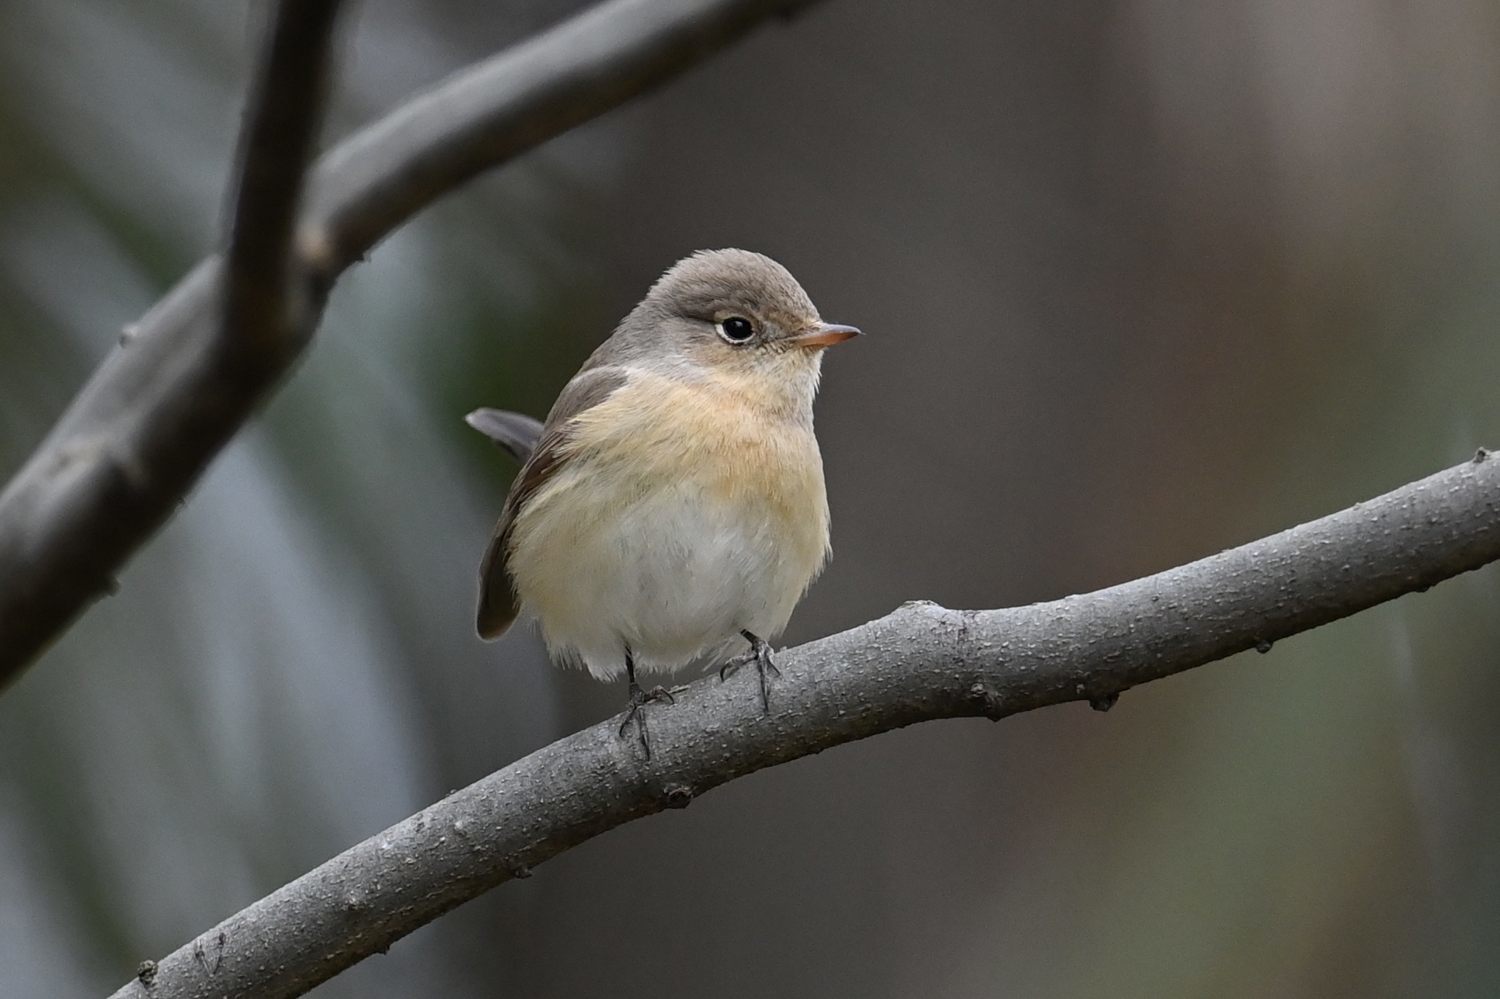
left=560, top=370, right=831, bottom=574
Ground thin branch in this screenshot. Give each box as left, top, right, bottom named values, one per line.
left=0, top=0, right=825, bottom=687
left=301, top=0, right=826, bottom=279
left=221, top=0, right=342, bottom=355
left=111, top=451, right=1500, bottom=999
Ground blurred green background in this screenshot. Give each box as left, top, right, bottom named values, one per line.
left=1, top=1, right=1498, bottom=996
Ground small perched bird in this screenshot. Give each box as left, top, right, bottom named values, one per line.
left=467, top=249, right=860, bottom=752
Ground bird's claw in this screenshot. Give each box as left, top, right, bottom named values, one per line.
left=619, top=683, right=674, bottom=758
left=719, top=633, right=780, bottom=713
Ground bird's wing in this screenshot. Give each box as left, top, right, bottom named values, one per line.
left=476, top=366, right=630, bottom=640
left=465, top=408, right=545, bottom=463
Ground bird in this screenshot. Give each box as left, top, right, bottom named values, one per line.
left=467, top=248, right=860, bottom=754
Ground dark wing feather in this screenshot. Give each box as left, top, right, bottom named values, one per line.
left=476, top=367, right=629, bottom=640
left=465, top=408, right=545, bottom=463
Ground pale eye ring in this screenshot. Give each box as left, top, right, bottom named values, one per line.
left=716, top=316, right=756, bottom=343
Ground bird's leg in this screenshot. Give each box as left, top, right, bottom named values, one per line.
left=719, top=630, right=781, bottom=713
left=618, top=647, right=674, bottom=758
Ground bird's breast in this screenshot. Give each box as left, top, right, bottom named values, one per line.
left=508, top=370, right=831, bottom=676
left=569, top=370, right=830, bottom=539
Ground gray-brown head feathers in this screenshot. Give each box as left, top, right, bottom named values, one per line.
left=643, top=248, right=819, bottom=325
left=586, top=249, right=826, bottom=369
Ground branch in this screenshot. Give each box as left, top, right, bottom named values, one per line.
left=220, top=0, right=342, bottom=356
left=0, top=0, right=824, bottom=687
left=0, top=0, right=345, bottom=683
left=301, top=0, right=826, bottom=279
left=112, top=451, right=1500, bottom=999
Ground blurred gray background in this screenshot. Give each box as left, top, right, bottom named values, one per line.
left=2, top=1, right=1498, bottom=996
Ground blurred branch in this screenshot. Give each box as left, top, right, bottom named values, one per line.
left=0, top=0, right=344, bottom=683
left=221, top=0, right=341, bottom=357
left=0, top=0, right=825, bottom=687
left=112, top=452, right=1500, bottom=999
left=301, top=0, right=825, bottom=280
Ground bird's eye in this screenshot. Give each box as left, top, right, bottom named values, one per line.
left=716, top=316, right=756, bottom=343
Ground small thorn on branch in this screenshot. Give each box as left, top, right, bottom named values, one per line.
left=968, top=681, right=1005, bottom=719
left=1075, top=682, right=1120, bottom=712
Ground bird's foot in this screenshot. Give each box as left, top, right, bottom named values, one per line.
left=619, top=682, right=675, bottom=758
left=719, top=630, right=781, bottom=713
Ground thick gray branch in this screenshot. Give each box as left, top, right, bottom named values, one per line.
left=112, top=451, right=1500, bottom=999
left=0, top=0, right=823, bottom=687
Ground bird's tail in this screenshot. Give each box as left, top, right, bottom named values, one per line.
left=465, top=408, right=544, bottom=463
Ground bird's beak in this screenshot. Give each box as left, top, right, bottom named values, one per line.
left=789, top=322, right=863, bottom=349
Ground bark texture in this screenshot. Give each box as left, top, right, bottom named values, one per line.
left=112, top=451, right=1500, bottom=999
